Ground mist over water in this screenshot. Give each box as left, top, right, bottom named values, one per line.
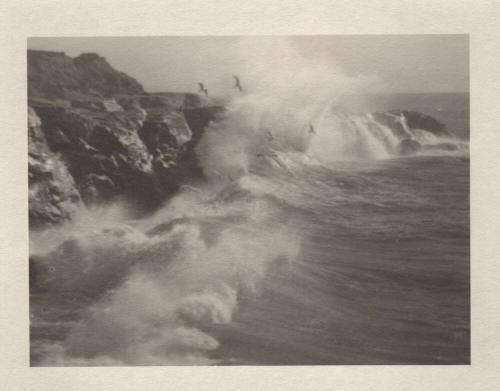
left=29, top=38, right=469, bottom=365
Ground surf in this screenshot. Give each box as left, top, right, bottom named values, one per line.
left=29, top=37, right=469, bottom=366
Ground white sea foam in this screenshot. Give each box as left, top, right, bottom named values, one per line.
left=30, top=37, right=468, bottom=366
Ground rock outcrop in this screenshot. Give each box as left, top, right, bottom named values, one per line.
left=397, top=138, right=422, bottom=155
left=28, top=50, right=221, bottom=228
left=28, top=50, right=450, bottom=228
left=373, top=110, right=450, bottom=139
left=372, top=110, right=451, bottom=156
left=28, top=50, right=145, bottom=99
left=28, top=107, right=82, bottom=228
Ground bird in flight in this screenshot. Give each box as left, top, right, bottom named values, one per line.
left=266, top=131, right=275, bottom=142
left=309, top=123, right=316, bottom=135
left=233, top=75, right=243, bottom=93
left=198, top=82, right=208, bottom=97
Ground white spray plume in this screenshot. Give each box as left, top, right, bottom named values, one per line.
left=195, top=36, right=382, bottom=180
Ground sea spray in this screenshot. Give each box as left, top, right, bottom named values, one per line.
left=31, top=180, right=300, bottom=365
left=30, top=37, right=468, bottom=365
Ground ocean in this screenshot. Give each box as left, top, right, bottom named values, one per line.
left=30, top=92, right=469, bottom=365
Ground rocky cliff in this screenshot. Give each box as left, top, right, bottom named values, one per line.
left=28, top=50, right=222, bottom=229
left=28, top=50, right=451, bottom=229
left=28, top=50, right=145, bottom=99
left=28, top=107, right=82, bottom=226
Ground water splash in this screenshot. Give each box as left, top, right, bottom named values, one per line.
left=29, top=37, right=467, bottom=366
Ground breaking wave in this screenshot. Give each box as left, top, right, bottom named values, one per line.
left=29, top=37, right=468, bottom=366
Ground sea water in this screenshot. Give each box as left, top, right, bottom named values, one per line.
left=30, top=92, right=469, bottom=365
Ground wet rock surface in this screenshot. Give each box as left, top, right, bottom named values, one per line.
left=28, top=107, right=82, bottom=228
left=28, top=50, right=448, bottom=228
left=28, top=50, right=219, bottom=228
left=397, top=138, right=422, bottom=155
left=373, top=110, right=449, bottom=139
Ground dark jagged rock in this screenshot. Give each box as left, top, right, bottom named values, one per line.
left=78, top=173, right=117, bottom=204
left=28, top=50, right=220, bottom=228
left=401, top=111, right=448, bottom=137
left=73, top=53, right=144, bottom=97
left=28, top=107, right=82, bottom=228
left=184, top=106, right=225, bottom=148
left=28, top=50, right=144, bottom=99
left=373, top=110, right=450, bottom=139
left=28, top=50, right=449, bottom=228
left=397, top=138, right=422, bottom=155
left=28, top=51, right=81, bottom=100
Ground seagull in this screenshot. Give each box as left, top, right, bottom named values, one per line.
left=78, top=138, right=98, bottom=152
left=233, top=75, right=243, bottom=93
left=308, top=123, right=316, bottom=135
left=198, top=82, right=208, bottom=97
left=266, top=131, right=275, bottom=142
left=256, top=151, right=277, bottom=158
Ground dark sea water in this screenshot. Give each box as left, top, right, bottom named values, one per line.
left=30, top=93, right=469, bottom=365
left=211, top=155, right=470, bottom=364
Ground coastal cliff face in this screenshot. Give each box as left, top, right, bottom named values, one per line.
left=28, top=50, right=450, bottom=229
left=28, top=107, right=82, bottom=226
left=28, top=50, right=222, bottom=228
left=28, top=50, right=145, bottom=99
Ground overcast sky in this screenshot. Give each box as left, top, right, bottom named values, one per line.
left=28, top=35, right=468, bottom=95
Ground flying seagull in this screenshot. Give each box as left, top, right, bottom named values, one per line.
left=256, top=151, right=278, bottom=158
left=78, top=138, right=98, bottom=153
left=198, top=82, right=208, bottom=97
left=266, top=131, right=275, bottom=142
left=308, top=124, right=316, bottom=135
left=233, top=75, right=243, bottom=93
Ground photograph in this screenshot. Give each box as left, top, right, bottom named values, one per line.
left=27, top=35, right=469, bottom=366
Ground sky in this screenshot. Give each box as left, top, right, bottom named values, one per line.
left=28, top=35, right=468, bottom=95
